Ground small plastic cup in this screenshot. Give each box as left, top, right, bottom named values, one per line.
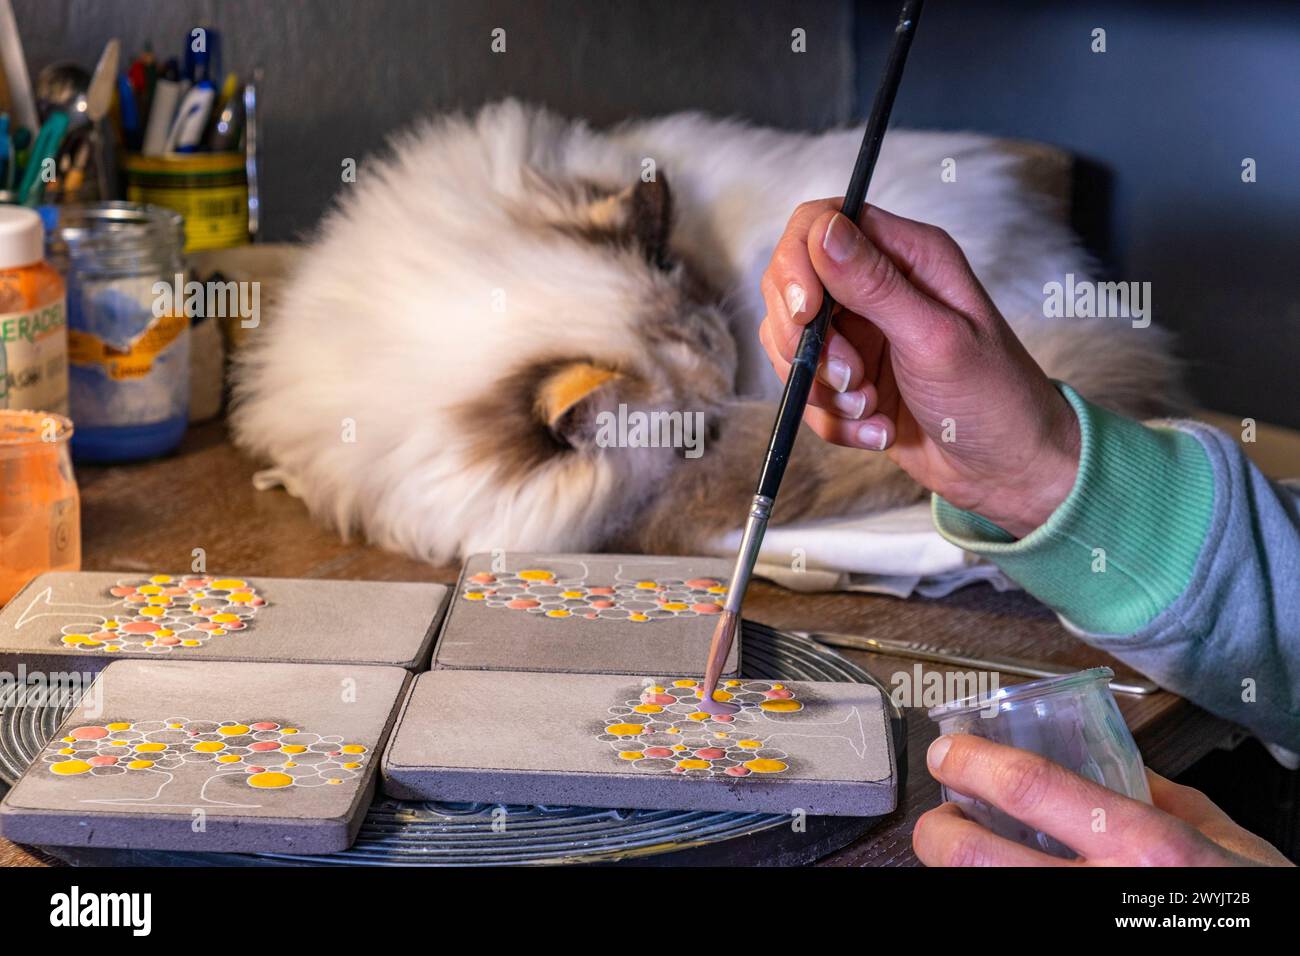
left=928, top=667, right=1151, bottom=858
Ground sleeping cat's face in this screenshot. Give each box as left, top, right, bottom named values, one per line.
left=455, top=173, right=738, bottom=485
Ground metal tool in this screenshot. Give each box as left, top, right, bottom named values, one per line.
left=86, top=38, right=121, bottom=199
left=797, top=630, right=1159, bottom=696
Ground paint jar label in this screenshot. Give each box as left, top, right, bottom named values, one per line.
left=68, top=312, right=190, bottom=428
left=0, top=300, right=69, bottom=414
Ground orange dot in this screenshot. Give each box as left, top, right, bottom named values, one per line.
left=605, top=723, right=645, bottom=736
left=760, top=699, right=803, bottom=713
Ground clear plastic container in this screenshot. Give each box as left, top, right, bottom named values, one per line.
left=928, top=667, right=1151, bottom=858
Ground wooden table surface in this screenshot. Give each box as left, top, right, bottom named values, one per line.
left=0, top=421, right=1241, bottom=867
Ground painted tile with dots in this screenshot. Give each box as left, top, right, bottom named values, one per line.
left=59, top=574, right=267, bottom=653
left=463, top=567, right=726, bottom=622
left=602, top=678, right=803, bottom=777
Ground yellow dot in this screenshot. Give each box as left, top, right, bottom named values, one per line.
left=247, top=771, right=293, bottom=789
left=108, top=740, right=130, bottom=747
left=192, top=741, right=225, bottom=753
left=661, top=602, right=688, bottom=611
left=771, top=684, right=785, bottom=690
left=677, top=759, right=711, bottom=770
left=546, top=609, right=570, bottom=618
left=210, top=613, right=240, bottom=624
left=688, top=712, right=710, bottom=721
left=106, top=722, right=132, bottom=731
left=327, top=779, right=343, bottom=785
left=168, top=723, right=183, bottom=729
left=228, top=592, right=254, bottom=603
left=707, top=585, right=726, bottom=594
left=605, top=723, right=645, bottom=736
left=281, top=745, right=306, bottom=754
left=61, top=634, right=93, bottom=645
left=137, top=585, right=163, bottom=595
left=647, top=686, right=665, bottom=693
left=189, top=604, right=203, bottom=612
left=135, top=742, right=167, bottom=753
left=636, top=581, right=657, bottom=589
left=181, top=640, right=201, bottom=647
left=618, top=751, right=643, bottom=761
left=211, top=579, right=247, bottom=590
left=209, top=630, right=226, bottom=637
left=632, top=704, right=662, bottom=714
left=628, top=613, right=649, bottom=622
left=127, top=760, right=155, bottom=770
left=104, top=645, right=122, bottom=652
left=149, top=575, right=172, bottom=584
left=673, top=680, right=698, bottom=688
left=284, top=761, right=297, bottom=768
left=139, top=606, right=165, bottom=617
left=104, top=620, right=119, bottom=629
left=738, top=740, right=762, bottom=750
left=155, top=628, right=174, bottom=638
left=61, top=737, right=76, bottom=743
left=760, top=699, right=803, bottom=713
left=698, top=689, right=732, bottom=702
left=51, top=760, right=92, bottom=775
left=518, top=569, right=554, bottom=581
left=218, top=724, right=250, bottom=736
left=58, top=748, right=74, bottom=755
left=341, top=744, right=366, bottom=754
left=217, top=755, right=242, bottom=763
left=342, top=762, right=361, bottom=770
left=283, top=729, right=298, bottom=735
left=463, top=591, right=487, bottom=601
left=744, top=758, right=788, bottom=774
left=561, top=590, right=585, bottom=599
left=724, top=680, right=741, bottom=687
left=666, top=727, right=680, bottom=734
left=671, top=745, right=687, bottom=752
left=146, top=595, right=171, bottom=606
left=143, top=641, right=154, bottom=647
left=714, top=733, right=729, bottom=739
left=193, top=591, right=206, bottom=598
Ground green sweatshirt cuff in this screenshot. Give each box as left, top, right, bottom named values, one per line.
left=932, top=384, right=1216, bottom=635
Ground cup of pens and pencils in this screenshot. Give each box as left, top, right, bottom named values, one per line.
left=0, top=21, right=257, bottom=486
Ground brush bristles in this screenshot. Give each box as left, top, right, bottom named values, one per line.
left=698, top=609, right=742, bottom=710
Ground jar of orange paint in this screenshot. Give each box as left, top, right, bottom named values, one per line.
left=0, top=207, right=68, bottom=414
left=0, top=410, right=81, bottom=605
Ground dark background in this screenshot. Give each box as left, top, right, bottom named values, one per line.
left=15, top=0, right=1299, bottom=426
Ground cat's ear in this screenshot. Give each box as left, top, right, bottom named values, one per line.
left=626, top=175, right=673, bottom=269
left=584, top=175, right=674, bottom=268
left=535, top=361, right=622, bottom=448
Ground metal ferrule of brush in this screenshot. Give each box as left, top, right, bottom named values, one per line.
left=721, top=494, right=773, bottom=614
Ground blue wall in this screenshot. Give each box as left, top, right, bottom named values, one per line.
left=856, top=0, right=1300, bottom=426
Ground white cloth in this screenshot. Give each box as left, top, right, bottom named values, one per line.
left=707, top=502, right=1018, bottom=598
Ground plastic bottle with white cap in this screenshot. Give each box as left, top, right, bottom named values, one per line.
left=0, top=206, right=67, bottom=413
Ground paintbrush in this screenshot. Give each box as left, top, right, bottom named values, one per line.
left=697, top=0, right=925, bottom=715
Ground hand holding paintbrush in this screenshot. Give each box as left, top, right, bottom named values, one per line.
left=697, top=0, right=925, bottom=713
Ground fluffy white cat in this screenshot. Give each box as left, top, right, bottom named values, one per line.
left=231, top=100, right=1180, bottom=562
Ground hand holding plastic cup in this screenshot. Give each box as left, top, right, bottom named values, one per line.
left=928, top=667, right=1150, bottom=859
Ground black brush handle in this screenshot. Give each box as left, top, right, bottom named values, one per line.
left=755, top=0, right=924, bottom=502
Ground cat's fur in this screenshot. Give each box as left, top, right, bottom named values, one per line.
left=231, top=100, right=1182, bottom=563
